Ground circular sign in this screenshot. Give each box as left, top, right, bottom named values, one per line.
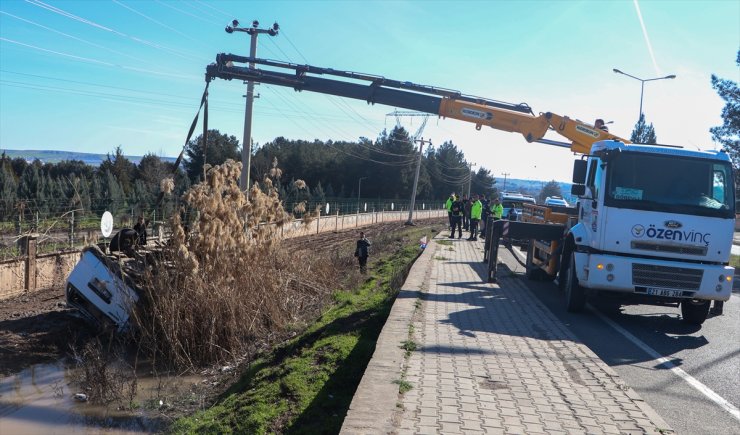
left=325, top=202, right=330, bottom=214
left=364, top=203, right=367, bottom=212
left=391, top=203, right=395, bottom=211
left=100, top=211, right=113, bottom=238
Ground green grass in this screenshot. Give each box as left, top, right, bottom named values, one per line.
left=392, top=379, right=413, bottom=394
left=170, top=227, right=429, bottom=435
left=400, top=339, right=417, bottom=357
left=435, top=240, right=452, bottom=246
left=433, top=256, right=449, bottom=261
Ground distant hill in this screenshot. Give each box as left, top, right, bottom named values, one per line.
left=1, top=149, right=177, bottom=166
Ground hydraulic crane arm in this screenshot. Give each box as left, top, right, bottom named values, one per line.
left=206, top=54, right=629, bottom=154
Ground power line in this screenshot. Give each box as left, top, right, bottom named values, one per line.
left=153, top=0, right=222, bottom=26
left=24, top=0, right=203, bottom=61
left=0, top=10, right=149, bottom=64
left=0, top=37, right=199, bottom=81
left=112, top=0, right=212, bottom=49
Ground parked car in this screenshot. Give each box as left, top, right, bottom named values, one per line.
left=544, top=196, right=569, bottom=207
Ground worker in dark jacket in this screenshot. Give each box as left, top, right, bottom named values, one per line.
left=449, top=196, right=463, bottom=239
left=355, top=231, right=371, bottom=274
left=133, top=216, right=148, bottom=246
left=462, top=195, right=471, bottom=231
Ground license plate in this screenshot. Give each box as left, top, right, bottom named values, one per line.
left=646, top=288, right=682, bottom=298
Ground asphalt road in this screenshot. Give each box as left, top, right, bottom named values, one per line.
left=502, top=247, right=740, bottom=435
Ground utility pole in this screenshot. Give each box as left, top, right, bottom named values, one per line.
left=501, top=172, right=510, bottom=192
left=225, top=19, right=279, bottom=191
left=406, top=137, right=432, bottom=226
left=466, top=162, right=477, bottom=197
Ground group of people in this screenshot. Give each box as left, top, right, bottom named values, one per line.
left=445, top=192, right=504, bottom=241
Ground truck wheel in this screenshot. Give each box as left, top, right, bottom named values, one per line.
left=525, top=241, right=539, bottom=280
left=564, top=254, right=586, bottom=312
left=557, top=252, right=569, bottom=291
left=681, top=300, right=710, bottom=325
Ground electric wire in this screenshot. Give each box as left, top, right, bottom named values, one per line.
left=260, top=85, right=418, bottom=166
left=273, top=29, right=383, bottom=136
left=0, top=37, right=200, bottom=81
left=193, top=0, right=232, bottom=19
left=186, top=0, right=226, bottom=21
left=24, top=0, right=203, bottom=61
left=112, top=0, right=212, bottom=49
left=153, top=0, right=222, bottom=27
left=0, top=10, right=149, bottom=64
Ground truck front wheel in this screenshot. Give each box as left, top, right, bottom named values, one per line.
left=564, top=254, right=586, bottom=312
left=681, top=300, right=710, bottom=325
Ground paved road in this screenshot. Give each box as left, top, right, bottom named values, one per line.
left=507, top=246, right=740, bottom=435
left=343, top=237, right=672, bottom=434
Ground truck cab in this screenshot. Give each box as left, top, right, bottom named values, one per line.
left=565, top=140, right=735, bottom=323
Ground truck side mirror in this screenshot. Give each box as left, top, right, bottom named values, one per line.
left=572, top=160, right=587, bottom=184
left=571, top=184, right=586, bottom=196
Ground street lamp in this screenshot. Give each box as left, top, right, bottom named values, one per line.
left=613, top=69, right=676, bottom=121
left=357, top=177, right=368, bottom=214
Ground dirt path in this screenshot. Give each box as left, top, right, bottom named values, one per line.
left=0, top=287, right=90, bottom=376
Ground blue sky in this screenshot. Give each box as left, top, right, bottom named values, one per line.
left=1, top=0, right=738, bottom=182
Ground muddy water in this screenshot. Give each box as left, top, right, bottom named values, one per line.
left=0, top=360, right=199, bottom=434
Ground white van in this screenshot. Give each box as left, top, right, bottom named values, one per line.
left=65, top=246, right=140, bottom=332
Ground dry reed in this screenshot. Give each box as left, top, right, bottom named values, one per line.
left=132, top=159, right=340, bottom=369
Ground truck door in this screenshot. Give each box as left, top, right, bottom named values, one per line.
left=581, top=157, right=605, bottom=249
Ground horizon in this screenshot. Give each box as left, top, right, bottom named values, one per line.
left=1, top=1, right=737, bottom=183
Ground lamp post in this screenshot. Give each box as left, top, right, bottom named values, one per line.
left=357, top=177, right=368, bottom=214
left=612, top=69, right=676, bottom=121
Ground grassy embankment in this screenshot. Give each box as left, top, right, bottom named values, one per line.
left=171, top=225, right=436, bottom=434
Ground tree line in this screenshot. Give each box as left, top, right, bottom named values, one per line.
left=0, top=125, right=501, bottom=223
left=4, top=47, right=735, bottom=225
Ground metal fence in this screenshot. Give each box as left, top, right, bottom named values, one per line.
left=0, top=199, right=446, bottom=259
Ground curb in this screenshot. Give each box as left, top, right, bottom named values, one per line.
left=340, top=237, right=437, bottom=434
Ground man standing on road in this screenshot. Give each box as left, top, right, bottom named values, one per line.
left=354, top=231, right=371, bottom=274
left=445, top=193, right=456, bottom=234
left=449, top=196, right=463, bottom=239
left=480, top=194, right=490, bottom=239
left=468, top=194, right=482, bottom=241
left=462, top=195, right=471, bottom=231
left=491, top=198, right=504, bottom=221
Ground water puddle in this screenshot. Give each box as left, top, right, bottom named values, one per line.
left=0, top=360, right=201, bottom=434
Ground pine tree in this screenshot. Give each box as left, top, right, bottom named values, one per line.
left=710, top=50, right=740, bottom=182
left=538, top=180, right=563, bottom=203
left=630, top=114, right=658, bottom=144
left=312, top=181, right=326, bottom=203
left=0, top=162, right=17, bottom=220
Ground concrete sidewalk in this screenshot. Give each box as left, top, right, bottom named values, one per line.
left=342, top=234, right=672, bottom=434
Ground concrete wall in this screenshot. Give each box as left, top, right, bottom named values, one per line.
left=0, top=258, right=25, bottom=299
left=0, top=209, right=445, bottom=300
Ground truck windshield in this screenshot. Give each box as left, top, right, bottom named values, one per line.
left=605, top=152, right=735, bottom=218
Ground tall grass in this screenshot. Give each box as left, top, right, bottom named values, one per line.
left=132, top=159, right=337, bottom=369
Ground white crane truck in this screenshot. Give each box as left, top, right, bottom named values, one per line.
left=203, top=54, right=734, bottom=326
left=63, top=54, right=734, bottom=330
